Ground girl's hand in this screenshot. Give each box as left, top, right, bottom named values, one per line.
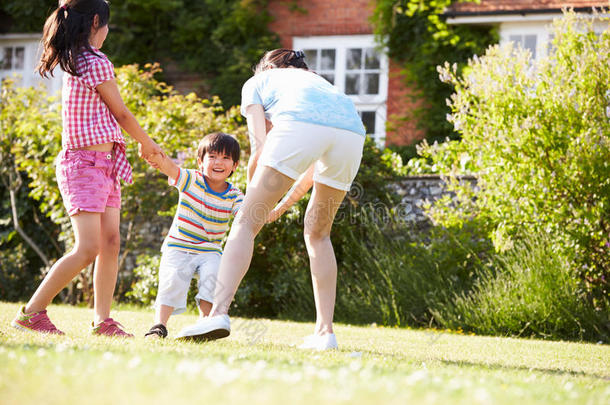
left=139, top=139, right=164, bottom=161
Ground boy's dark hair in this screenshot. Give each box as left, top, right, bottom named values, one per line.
left=254, top=48, right=309, bottom=74
left=38, top=0, right=110, bottom=78
left=197, top=132, right=240, bottom=177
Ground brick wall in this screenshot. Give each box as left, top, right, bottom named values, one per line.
left=267, top=0, right=419, bottom=146
left=448, top=0, right=607, bottom=13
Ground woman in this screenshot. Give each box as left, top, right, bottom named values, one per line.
left=177, top=49, right=366, bottom=350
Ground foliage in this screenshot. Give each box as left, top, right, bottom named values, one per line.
left=372, top=0, right=497, bottom=143
left=433, top=232, right=610, bottom=342
left=429, top=12, right=610, bottom=302
left=0, top=79, right=65, bottom=302
left=2, top=64, right=247, bottom=302
left=1, top=0, right=279, bottom=108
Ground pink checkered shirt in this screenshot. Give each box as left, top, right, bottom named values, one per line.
left=61, top=48, right=133, bottom=184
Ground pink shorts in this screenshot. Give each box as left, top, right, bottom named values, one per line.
left=56, top=149, right=121, bottom=216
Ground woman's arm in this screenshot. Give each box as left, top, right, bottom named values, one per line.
left=96, top=79, right=164, bottom=160
left=245, top=104, right=268, bottom=183
left=267, top=164, right=314, bottom=223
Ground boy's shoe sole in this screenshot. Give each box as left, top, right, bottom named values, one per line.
left=176, top=328, right=230, bottom=342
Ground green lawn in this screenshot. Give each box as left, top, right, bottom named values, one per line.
left=0, top=302, right=608, bottom=405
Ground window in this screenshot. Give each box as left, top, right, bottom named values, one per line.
left=345, top=48, right=381, bottom=95
left=295, top=35, right=389, bottom=146
left=304, top=49, right=336, bottom=84
left=1, top=46, right=25, bottom=70
left=509, top=34, right=537, bottom=59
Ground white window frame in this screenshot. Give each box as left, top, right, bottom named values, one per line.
left=293, top=35, right=389, bottom=146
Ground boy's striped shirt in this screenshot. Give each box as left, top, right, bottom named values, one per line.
left=163, top=168, right=243, bottom=254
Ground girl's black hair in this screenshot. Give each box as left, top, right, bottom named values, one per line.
left=197, top=132, right=241, bottom=177
left=37, top=0, right=110, bottom=78
left=254, top=49, right=309, bottom=74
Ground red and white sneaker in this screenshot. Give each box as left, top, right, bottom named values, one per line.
left=92, top=318, right=134, bottom=338
left=12, top=306, right=64, bottom=335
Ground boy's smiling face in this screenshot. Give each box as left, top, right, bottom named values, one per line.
left=198, top=149, right=238, bottom=184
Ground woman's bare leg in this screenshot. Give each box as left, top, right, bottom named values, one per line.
left=303, top=182, right=346, bottom=336
left=209, top=166, right=294, bottom=316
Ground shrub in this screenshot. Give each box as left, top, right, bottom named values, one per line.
left=430, top=11, right=610, bottom=303
left=433, top=232, right=610, bottom=342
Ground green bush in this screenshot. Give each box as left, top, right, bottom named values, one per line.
left=429, top=12, right=610, bottom=303
left=433, top=232, right=610, bottom=342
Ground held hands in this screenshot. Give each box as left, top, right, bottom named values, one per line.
left=139, top=139, right=164, bottom=169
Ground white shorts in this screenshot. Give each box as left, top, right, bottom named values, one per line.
left=154, top=249, right=221, bottom=315
left=259, top=121, right=365, bottom=191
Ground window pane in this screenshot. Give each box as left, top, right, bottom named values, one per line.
left=320, top=73, right=335, bottom=85
left=14, top=47, right=24, bottom=70
left=345, top=73, right=360, bottom=95
left=364, top=73, right=379, bottom=94
left=524, top=35, right=537, bottom=59
left=509, top=35, right=523, bottom=46
left=320, top=49, right=335, bottom=70
left=360, top=111, right=376, bottom=135
left=346, top=49, right=362, bottom=70
left=1, top=47, right=12, bottom=70
left=304, top=49, right=317, bottom=70
left=364, top=48, right=380, bottom=69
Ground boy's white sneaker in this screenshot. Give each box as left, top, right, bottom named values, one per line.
left=175, top=314, right=230, bottom=342
left=297, top=333, right=338, bottom=350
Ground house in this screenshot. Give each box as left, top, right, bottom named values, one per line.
left=0, top=33, right=62, bottom=94
left=2, top=1, right=607, bottom=147
left=444, top=0, right=609, bottom=60
left=266, top=0, right=608, bottom=147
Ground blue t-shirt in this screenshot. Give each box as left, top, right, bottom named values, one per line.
left=241, top=68, right=366, bottom=136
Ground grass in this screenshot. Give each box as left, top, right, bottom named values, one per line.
left=0, top=302, right=608, bottom=405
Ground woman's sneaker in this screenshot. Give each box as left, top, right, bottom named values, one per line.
left=92, top=318, right=134, bottom=338
left=12, top=306, right=64, bottom=335
left=297, top=333, right=338, bottom=350
left=175, top=314, right=230, bottom=341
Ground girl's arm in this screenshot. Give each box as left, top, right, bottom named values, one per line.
left=96, top=79, right=164, bottom=159
left=267, top=164, right=314, bottom=223
left=245, top=104, right=268, bottom=183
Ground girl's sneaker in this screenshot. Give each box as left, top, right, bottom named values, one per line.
left=12, top=306, right=64, bottom=335
left=297, top=333, right=338, bottom=350
left=92, top=318, right=134, bottom=338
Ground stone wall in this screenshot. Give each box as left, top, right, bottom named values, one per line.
left=393, top=175, right=477, bottom=225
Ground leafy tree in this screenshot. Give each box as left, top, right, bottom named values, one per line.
left=0, top=0, right=279, bottom=107
left=372, top=0, right=497, bottom=145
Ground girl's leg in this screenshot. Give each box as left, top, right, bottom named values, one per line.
left=92, top=206, right=121, bottom=324
left=209, top=166, right=294, bottom=316
left=303, top=182, right=346, bottom=336
left=25, top=212, right=101, bottom=314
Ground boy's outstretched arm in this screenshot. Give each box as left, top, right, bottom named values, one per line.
left=267, top=164, right=314, bottom=223
left=148, top=152, right=180, bottom=181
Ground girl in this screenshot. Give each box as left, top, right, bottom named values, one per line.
left=12, top=0, right=163, bottom=337
left=175, top=49, right=366, bottom=350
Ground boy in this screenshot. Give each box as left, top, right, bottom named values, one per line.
left=144, top=132, right=243, bottom=339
